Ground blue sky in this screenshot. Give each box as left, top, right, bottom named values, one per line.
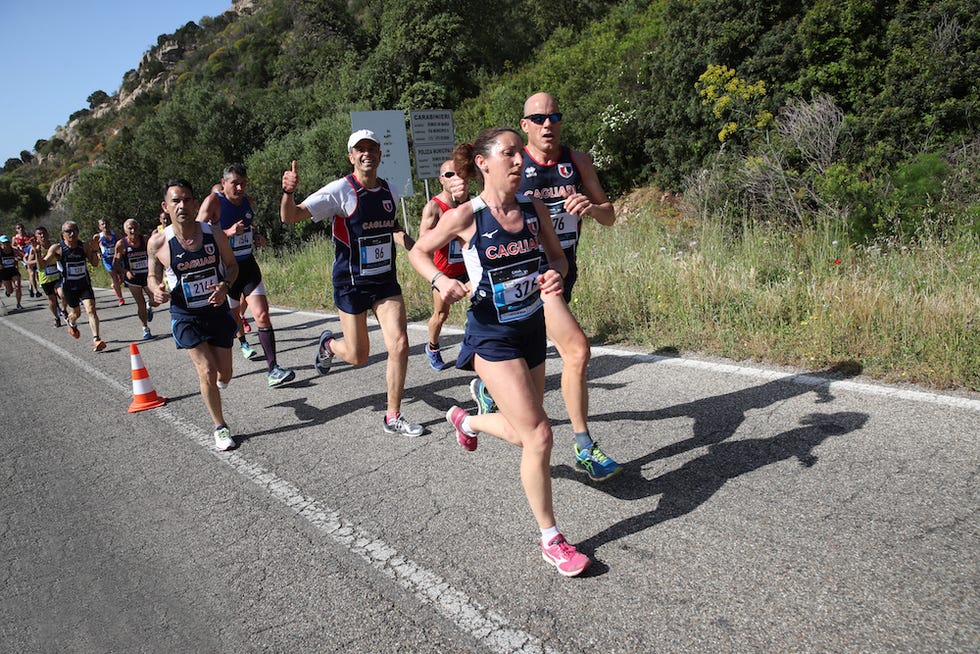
left=0, top=0, right=233, bottom=162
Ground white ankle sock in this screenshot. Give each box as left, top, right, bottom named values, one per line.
left=540, top=526, right=560, bottom=545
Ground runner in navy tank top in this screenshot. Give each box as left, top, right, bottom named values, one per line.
left=0, top=235, right=22, bottom=310
left=198, top=164, right=296, bottom=388
left=35, top=220, right=106, bottom=349
left=409, top=126, right=592, bottom=577
left=147, top=179, right=240, bottom=452
left=517, top=91, right=623, bottom=482
left=91, top=219, right=125, bottom=305
left=280, top=129, right=423, bottom=437
left=112, top=218, right=155, bottom=340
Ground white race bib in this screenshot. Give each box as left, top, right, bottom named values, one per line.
left=181, top=269, right=218, bottom=308
left=358, top=234, right=393, bottom=276
left=488, top=260, right=541, bottom=323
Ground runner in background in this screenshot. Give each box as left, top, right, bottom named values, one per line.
left=12, top=223, right=39, bottom=298
left=91, top=219, right=125, bottom=306
left=197, top=164, right=296, bottom=388
left=112, top=218, right=156, bottom=340
left=418, top=153, right=472, bottom=370
left=27, top=226, right=67, bottom=326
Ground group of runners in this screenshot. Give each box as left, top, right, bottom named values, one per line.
left=280, top=92, right=621, bottom=577
left=3, top=91, right=619, bottom=577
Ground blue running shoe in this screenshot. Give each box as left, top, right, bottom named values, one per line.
left=574, top=442, right=622, bottom=481
left=425, top=343, right=449, bottom=371
left=314, top=329, right=334, bottom=375
left=469, top=378, right=497, bottom=414
left=241, top=340, right=259, bottom=360
left=267, top=364, right=296, bottom=388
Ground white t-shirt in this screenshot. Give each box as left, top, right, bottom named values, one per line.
left=303, top=176, right=400, bottom=223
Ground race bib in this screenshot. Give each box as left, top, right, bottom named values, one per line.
left=129, top=252, right=149, bottom=273
left=358, top=234, right=393, bottom=276
left=66, top=262, right=87, bottom=279
left=488, top=259, right=542, bottom=323
left=549, top=204, right=579, bottom=250
left=447, top=239, right=464, bottom=265
left=181, top=269, right=219, bottom=308
left=230, top=230, right=253, bottom=256
left=1, top=255, right=14, bottom=268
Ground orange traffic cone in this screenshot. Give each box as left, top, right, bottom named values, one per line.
left=128, top=343, right=167, bottom=412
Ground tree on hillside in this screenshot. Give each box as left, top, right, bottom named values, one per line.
left=0, top=174, right=49, bottom=220
left=87, top=90, right=111, bottom=109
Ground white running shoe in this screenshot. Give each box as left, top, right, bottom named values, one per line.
left=213, top=426, right=236, bottom=451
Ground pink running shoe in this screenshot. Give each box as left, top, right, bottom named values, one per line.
left=446, top=405, right=477, bottom=451
left=541, top=534, right=591, bottom=577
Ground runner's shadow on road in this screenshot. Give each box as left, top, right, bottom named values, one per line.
left=552, top=360, right=865, bottom=549
left=234, top=397, right=356, bottom=443
left=559, top=410, right=869, bottom=554
left=580, top=360, right=864, bottom=454
left=267, top=315, right=340, bottom=333
left=236, top=379, right=448, bottom=442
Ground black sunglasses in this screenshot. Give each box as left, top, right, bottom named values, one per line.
left=441, top=171, right=456, bottom=178
left=63, top=228, right=79, bottom=234
left=523, top=112, right=563, bottom=125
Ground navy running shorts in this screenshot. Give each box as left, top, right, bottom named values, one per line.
left=62, top=283, right=95, bottom=308
left=455, top=314, right=547, bottom=371
left=170, top=308, right=237, bottom=350
left=334, top=280, right=403, bottom=315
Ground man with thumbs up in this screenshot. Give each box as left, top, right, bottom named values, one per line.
left=280, top=130, right=424, bottom=437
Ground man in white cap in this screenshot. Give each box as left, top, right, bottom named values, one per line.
left=280, top=129, right=424, bottom=437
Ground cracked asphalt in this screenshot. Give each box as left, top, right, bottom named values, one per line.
left=2, top=288, right=977, bottom=653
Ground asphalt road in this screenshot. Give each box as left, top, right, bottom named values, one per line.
left=2, top=288, right=977, bottom=653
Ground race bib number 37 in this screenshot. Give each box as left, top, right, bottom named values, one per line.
left=488, top=259, right=542, bottom=323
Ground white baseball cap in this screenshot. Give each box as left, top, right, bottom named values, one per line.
left=347, top=129, right=380, bottom=151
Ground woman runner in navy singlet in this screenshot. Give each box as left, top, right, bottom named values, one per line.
left=408, top=127, right=592, bottom=578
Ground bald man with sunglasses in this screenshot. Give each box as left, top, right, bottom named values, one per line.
left=470, top=92, right=622, bottom=482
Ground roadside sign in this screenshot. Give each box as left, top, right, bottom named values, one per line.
left=409, top=110, right=454, bottom=180
left=350, top=110, right=414, bottom=197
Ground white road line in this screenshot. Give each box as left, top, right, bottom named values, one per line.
left=284, top=308, right=980, bottom=412
left=1, top=316, right=558, bottom=654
